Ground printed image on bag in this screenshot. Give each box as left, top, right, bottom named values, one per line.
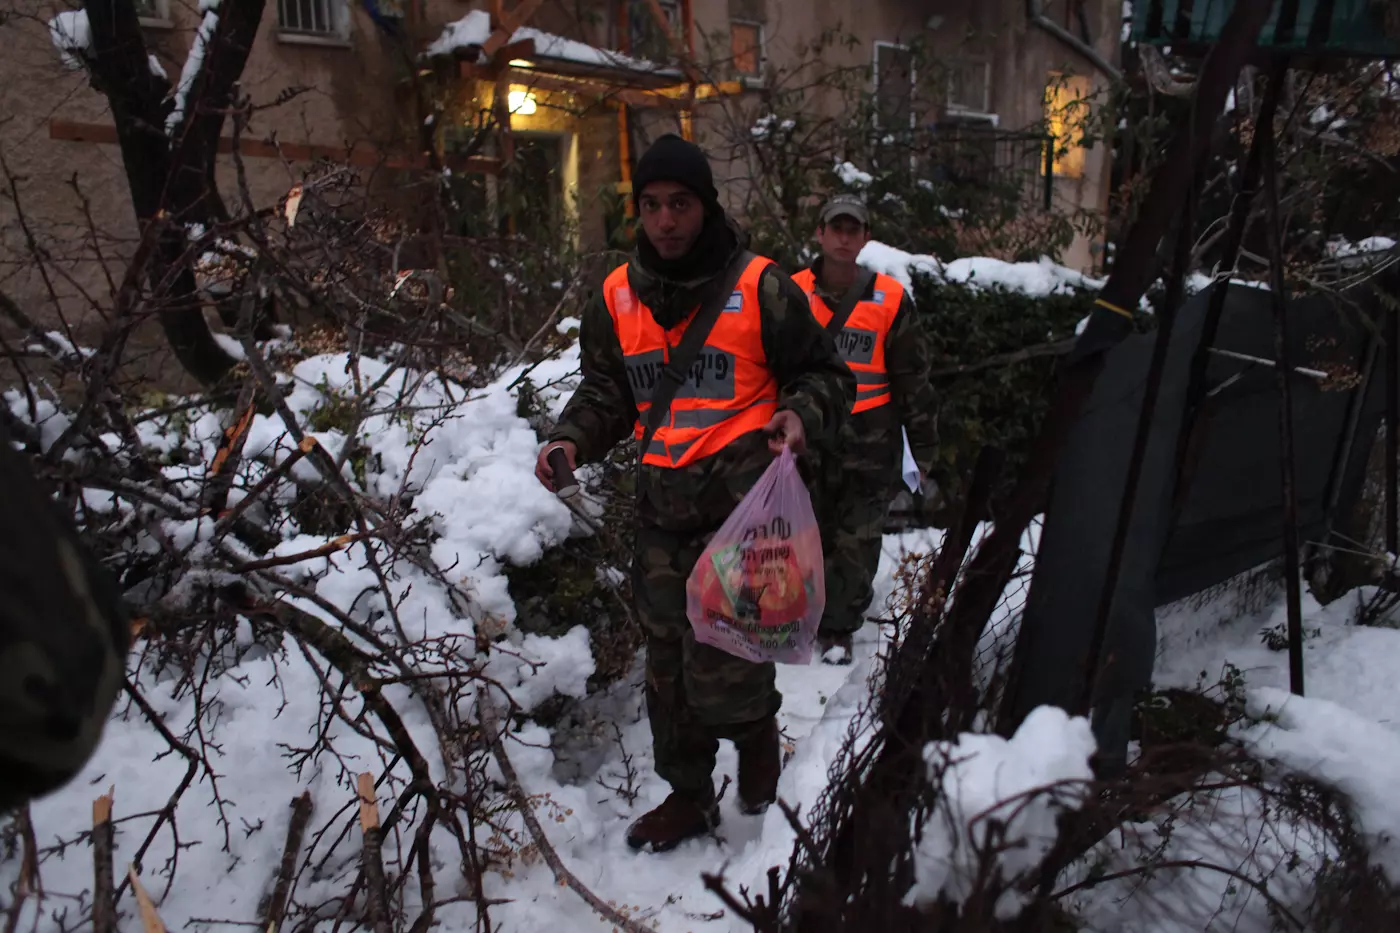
left=686, top=447, right=825, bottom=664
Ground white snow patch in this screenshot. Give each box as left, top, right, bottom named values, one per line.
left=1327, top=235, right=1397, bottom=258
left=167, top=11, right=220, bottom=135
left=834, top=160, right=873, bottom=188
left=857, top=241, right=944, bottom=288
left=943, top=256, right=1105, bottom=296
left=211, top=332, right=247, bottom=361
left=857, top=240, right=1100, bottom=297
left=48, top=10, right=90, bottom=69
left=148, top=53, right=167, bottom=79
left=1242, top=687, right=1400, bottom=883
left=905, top=706, right=1097, bottom=918
left=427, top=10, right=668, bottom=73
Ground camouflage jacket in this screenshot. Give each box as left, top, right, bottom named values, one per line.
left=807, top=259, right=940, bottom=475
left=550, top=223, right=854, bottom=532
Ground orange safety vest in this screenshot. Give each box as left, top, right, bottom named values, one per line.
left=792, top=267, right=903, bottom=414
left=605, top=255, right=779, bottom=469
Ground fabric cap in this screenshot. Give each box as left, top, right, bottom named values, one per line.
left=820, top=194, right=869, bottom=226
left=632, top=134, right=720, bottom=208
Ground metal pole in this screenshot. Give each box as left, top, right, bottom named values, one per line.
left=1261, top=88, right=1306, bottom=697
left=1077, top=162, right=1203, bottom=717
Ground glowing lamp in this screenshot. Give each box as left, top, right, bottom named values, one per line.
left=507, top=87, right=537, bottom=115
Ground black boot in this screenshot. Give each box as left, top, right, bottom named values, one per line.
left=736, top=717, right=781, bottom=815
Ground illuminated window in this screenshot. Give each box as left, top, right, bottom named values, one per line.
left=731, top=22, right=762, bottom=77
left=1044, top=71, right=1092, bottom=179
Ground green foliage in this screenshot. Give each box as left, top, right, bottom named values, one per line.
left=910, top=273, right=1093, bottom=509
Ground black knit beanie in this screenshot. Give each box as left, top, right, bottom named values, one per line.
left=632, top=134, right=719, bottom=210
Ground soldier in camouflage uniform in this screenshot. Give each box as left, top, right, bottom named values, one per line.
left=0, top=424, right=129, bottom=811
left=535, top=135, right=852, bottom=852
left=792, top=195, right=940, bottom=664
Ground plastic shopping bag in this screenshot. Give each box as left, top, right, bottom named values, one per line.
left=686, top=447, right=825, bottom=665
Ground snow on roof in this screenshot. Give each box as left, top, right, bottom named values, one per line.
left=427, top=9, right=670, bottom=74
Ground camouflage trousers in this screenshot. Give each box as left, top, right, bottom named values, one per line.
left=634, top=522, right=782, bottom=798
left=816, top=432, right=900, bottom=635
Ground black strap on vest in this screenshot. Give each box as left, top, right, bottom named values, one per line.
left=637, top=250, right=758, bottom=473
left=821, top=267, right=878, bottom=337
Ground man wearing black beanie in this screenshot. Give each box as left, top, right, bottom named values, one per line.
left=534, top=134, right=853, bottom=852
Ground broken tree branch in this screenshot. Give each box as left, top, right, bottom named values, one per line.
left=262, top=791, right=313, bottom=933
left=356, top=774, right=391, bottom=933
left=92, top=793, right=116, bottom=933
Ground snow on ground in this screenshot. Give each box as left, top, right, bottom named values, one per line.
left=3, top=330, right=967, bottom=932
left=12, top=308, right=1400, bottom=931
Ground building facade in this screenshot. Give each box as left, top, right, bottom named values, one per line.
left=0, top=0, right=1120, bottom=364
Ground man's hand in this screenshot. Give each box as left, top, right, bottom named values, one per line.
left=763, top=410, right=807, bottom=455
left=535, top=441, right=578, bottom=492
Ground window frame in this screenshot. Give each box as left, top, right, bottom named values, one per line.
left=628, top=0, right=682, bottom=64
left=729, top=19, right=764, bottom=81
left=944, top=58, right=993, bottom=118
left=872, top=40, right=916, bottom=133
left=276, top=0, right=353, bottom=46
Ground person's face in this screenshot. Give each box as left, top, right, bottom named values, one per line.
left=816, top=215, right=870, bottom=264
left=638, top=181, right=705, bottom=260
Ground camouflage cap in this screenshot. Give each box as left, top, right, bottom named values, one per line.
left=819, top=194, right=869, bottom=226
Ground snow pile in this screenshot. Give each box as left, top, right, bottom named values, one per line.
left=904, top=706, right=1096, bottom=917
left=857, top=240, right=1101, bottom=297
left=427, top=9, right=668, bottom=73
left=1242, top=687, right=1400, bottom=883
left=944, top=256, right=1105, bottom=296
left=48, top=9, right=90, bottom=69
left=834, top=160, right=873, bottom=188
left=1326, top=235, right=1398, bottom=259
left=858, top=241, right=944, bottom=288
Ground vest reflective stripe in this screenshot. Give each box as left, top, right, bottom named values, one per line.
left=606, top=256, right=779, bottom=469
left=792, top=267, right=903, bottom=414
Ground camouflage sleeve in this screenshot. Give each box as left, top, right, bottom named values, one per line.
left=757, top=265, right=855, bottom=449
left=887, top=289, right=940, bottom=474
left=547, top=291, right=637, bottom=465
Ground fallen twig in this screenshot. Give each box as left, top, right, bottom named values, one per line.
left=261, top=791, right=313, bottom=933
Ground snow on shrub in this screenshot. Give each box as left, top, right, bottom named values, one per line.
left=904, top=705, right=1096, bottom=917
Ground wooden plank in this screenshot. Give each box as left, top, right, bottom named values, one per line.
left=49, top=120, right=501, bottom=174
left=458, top=63, right=686, bottom=110
left=481, top=0, right=545, bottom=61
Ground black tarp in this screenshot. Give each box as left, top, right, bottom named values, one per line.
left=1003, top=280, right=1388, bottom=760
